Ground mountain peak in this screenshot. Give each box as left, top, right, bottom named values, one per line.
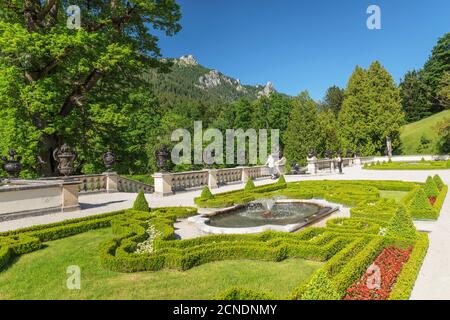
left=178, top=54, right=198, bottom=66
left=257, top=81, right=276, bottom=98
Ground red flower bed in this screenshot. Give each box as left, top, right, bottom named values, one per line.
left=344, top=246, right=412, bottom=300
left=429, top=196, right=436, bottom=206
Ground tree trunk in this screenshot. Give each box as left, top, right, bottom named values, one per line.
left=38, top=133, right=60, bottom=176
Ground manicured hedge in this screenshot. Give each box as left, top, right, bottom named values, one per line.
left=389, top=233, right=429, bottom=300
left=0, top=177, right=441, bottom=300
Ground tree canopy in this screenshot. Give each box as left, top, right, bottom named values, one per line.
left=0, top=0, right=181, bottom=176
left=338, top=62, right=404, bottom=156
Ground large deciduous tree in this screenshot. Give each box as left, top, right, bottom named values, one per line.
left=338, top=62, right=404, bottom=156
left=0, top=0, right=181, bottom=176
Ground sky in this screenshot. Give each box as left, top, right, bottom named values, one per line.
left=155, top=0, right=450, bottom=100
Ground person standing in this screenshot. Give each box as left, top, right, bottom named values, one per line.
left=265, top=154, right=276, bottom=179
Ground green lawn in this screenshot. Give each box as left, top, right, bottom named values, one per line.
left=400, top=110, right=450, bottom=154
left=0, top=228, right=322, bottom=300
left=123, top=174, right=154, bottom=185
left=364, top=161, right=449, bottom=170
left=379, top=190, right=409, bottom=203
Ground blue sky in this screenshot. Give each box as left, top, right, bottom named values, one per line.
left=156, top=0, right=450, bottom=100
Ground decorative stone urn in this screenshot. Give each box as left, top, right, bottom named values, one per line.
left=103, top=151, right=116, bottom=172
left=155, top=145, right=169, bottom=172
left=1, top=149, right=22, bottom=178
left=53, top=144, right=77, bottom=176
left=307, top=148, right=316, bottom=160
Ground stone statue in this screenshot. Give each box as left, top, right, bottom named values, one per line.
left=386, top=136, right=393, bottom=158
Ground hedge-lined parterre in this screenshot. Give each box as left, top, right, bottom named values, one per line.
left=0, top=177, right=445, bottom=300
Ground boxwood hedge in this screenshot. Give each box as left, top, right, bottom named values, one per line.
left=1, top=177, right=444, bottom=300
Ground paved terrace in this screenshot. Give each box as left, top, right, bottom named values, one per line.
left=0, top=166, right=448, bottom=299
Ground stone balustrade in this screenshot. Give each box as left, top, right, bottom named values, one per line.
left=40, top=172, right=153, bottom=194
left=307, top=157, right=358, bottom=175
left=153, top=165, right=285, bottom=196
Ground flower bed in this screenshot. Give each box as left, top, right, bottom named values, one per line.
left=344, top=246, right=412, bottom=300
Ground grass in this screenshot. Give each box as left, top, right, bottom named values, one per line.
left=379, top=190, right=409, bottom=203
left=400, top=110, right=450, bottom=154
left=123, top=174, right=153, bottom=185
left=364, top=161, right=449, bottom=170
left=0, top=228, right=322, bottom=300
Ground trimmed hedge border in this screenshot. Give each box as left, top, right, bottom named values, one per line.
left=0, top=177, right=442, bottom=300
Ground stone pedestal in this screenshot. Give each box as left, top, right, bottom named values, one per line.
left=62, top=180, right=80, bottom=212
left=241, top=167, right=251, bottom=183
left=104, top=172, right=118, bottom=193
left=330, top=160, right=335, bottom=172
left=208, top=169, right=219, bottom=189
left=354, top=157, right=362, bottom=166
left=307, top=157, right=318, bottom=175
left=152, top=172, right=173, bottom=196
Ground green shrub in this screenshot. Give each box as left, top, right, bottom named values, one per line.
left=424, top=176, right=439, bottom=198
left=409, top=188, right=432, bottom=211
left=132, top=191, right=150, bottom=212
left=433, top=175, right=444, bottom=191
left=385, top=206, right=417, bottom=240
left=244, top=179, right=255, bottom=192
left=216, top=287, right=275, bottom=300
left=200, top=186, right=214, bottom=200
left=300, top=270, right=340, bottom=300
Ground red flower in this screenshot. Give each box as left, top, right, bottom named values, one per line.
left=344, top=246, right=412, bottom=300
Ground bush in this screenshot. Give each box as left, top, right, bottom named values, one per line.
left=300, top=270, right=340, bottom=300
left=132, top=191, right=150, bottom=212
left=433, top=175, right=444, bottom=191
left=385, top=206, right=417, bottom=240
left=424, top=176, right=439, bottom=198
left=200, top=186, right=214, bottom=200
left=216, top=287, right=275, bottom=300
left=409, top=188, right=432, bottom=211
left=244, top=179, right=255, bottom=192
left=277, top=175, right=286, bottom=184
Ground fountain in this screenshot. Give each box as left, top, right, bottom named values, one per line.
left=189, top=198, right=340, bottom=234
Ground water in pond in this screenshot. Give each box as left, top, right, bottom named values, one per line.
left=206, top=200, right=332, bottom=228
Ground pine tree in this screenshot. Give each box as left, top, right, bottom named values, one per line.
left=321, top=86, right=344, bottom=114
left=339, top=62, right=404, bottom=156
left=400, top=70, right=432, bottom=122
left=283, top=92, right=319, bottom=166
left=422, top=33, right=450, bottom=112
